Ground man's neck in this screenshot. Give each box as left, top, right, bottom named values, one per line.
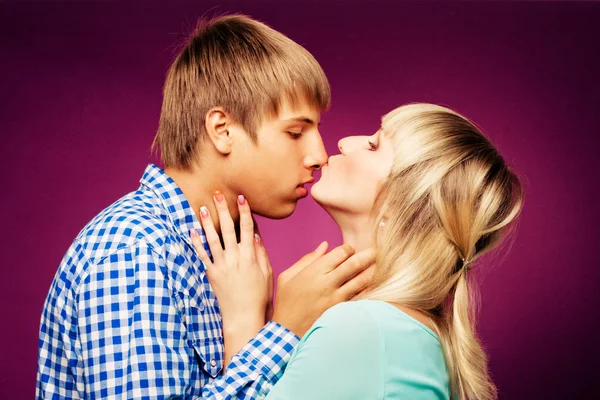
left=164, top=165, right=238, bottom=236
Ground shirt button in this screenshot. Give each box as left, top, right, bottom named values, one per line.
left=210, top=359, right=216, bottom=367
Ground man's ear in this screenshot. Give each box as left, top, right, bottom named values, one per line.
left=205, top=107, right=232, bottom=155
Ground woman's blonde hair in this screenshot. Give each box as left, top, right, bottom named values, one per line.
left=361, top=103, right=523, bottom=400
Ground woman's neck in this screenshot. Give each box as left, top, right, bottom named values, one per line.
left=333, top=212, right=374, bottom=253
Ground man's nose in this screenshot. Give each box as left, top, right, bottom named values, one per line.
left=307, top=135, right=328, bottom=170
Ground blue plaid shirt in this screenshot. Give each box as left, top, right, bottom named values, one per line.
left=37, top=164, right=300, bottom=399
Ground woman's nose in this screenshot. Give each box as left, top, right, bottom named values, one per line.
left=338, top=137, right=349, bottom=154
left=338, top=136, right=362, bottom=154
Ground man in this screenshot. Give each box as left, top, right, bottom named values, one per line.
left=37, top=15, right=374, bottom=399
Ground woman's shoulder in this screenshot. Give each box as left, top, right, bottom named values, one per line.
left=300, top=300, right=381, bottom=349
left=310, top=300, right=378, bottom=333
left=314, top=299, right=406, bottom=327
left=314, top=299, right=403, bottom=330
left=308, top=300, right=407, bottom=338
left=303, top=300, right=440, bottom=349
left=313, top=300, right=439, bottom=341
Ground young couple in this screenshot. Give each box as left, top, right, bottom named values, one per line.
left=37, top=14, right=522, bottom=400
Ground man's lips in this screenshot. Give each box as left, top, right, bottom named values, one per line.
left=296, top=178, right=314, bottom=198
left=296, top=185, right=309, bottom=198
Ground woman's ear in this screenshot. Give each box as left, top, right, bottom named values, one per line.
left=205, top=107, right=232, bottom=155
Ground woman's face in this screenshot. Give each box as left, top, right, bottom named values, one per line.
left=312, top=129, right=395, bottom=215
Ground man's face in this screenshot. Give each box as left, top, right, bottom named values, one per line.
left=227, top=97, right=328, bottom=219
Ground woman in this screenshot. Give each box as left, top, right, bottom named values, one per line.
left=191, top=103, right=523, bottom=399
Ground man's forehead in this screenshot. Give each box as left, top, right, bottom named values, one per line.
left=277, top=99, right=322, bottom=125
left=281, top=115, right=320, bottom=125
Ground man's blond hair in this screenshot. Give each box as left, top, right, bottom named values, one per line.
left=153, top=15, right=331, bottom=168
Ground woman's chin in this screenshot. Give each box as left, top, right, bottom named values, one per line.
left=312, top=182, right=354, bottom=215
left=310, top=182, right=326, bottom=204
left=311, top=186, right=340, bottom=213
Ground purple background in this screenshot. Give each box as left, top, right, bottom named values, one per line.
left=2, top=1, right=599, bottom=398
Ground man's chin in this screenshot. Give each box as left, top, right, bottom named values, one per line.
left=254, top=200, right=298, bottom=220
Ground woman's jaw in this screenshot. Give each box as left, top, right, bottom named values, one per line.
left=312, top=182, right=377, bottom=253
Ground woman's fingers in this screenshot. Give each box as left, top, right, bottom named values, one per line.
left=254, top=235, right=274, bottom=322
left=198, top=193, right=257, bottom=269
left=199, top=205, right=225, bottom=265
left=212, top=191, right=238, bottom=252
left=237, top=195, right=255, bottom=262
left=340, top=262, right=376, bottom=300
left=279, top=241, right=329, bottom=283
left=335, top=248, right=376, bottom=295
left=254, top=235, right=271, bottom=279
left=190, top=228, right=213, bottom=268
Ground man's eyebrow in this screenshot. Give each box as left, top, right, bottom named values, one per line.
left=283, top=116, right=319, bottom=125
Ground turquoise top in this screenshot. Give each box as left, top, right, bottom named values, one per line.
left=266, top=300, right=450, bottom=399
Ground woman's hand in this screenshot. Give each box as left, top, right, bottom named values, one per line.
left=190, top=192, right=272, bottom=367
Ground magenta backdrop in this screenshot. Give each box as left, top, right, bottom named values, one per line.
left=2, top=1, right=599, bottom=398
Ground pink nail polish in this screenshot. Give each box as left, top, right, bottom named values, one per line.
left=238, top=195, right=246, bottom=205
left=200, top=206, right=209, bottom=218
left=254, top=233, right=261, bottom=244
left=190, top=229, right=198, bottom=238
left=214, top=191, right=224, bottom=203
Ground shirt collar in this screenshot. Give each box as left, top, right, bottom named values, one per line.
left=139, top=163, right=211, bottom=259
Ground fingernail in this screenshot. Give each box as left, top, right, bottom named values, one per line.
left=214, top=190, right=224, bottom=203
left=254, top=233, right=261, bottom=244
left=238, top=195, right=246, bottom=205
left=200, top=206, right=209, bottom=218
left=315, top=241, right=327, bottom=253
left=190, top=229, right=198, bottom=238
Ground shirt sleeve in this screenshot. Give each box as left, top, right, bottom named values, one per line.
left=264, top=301, right=385, bottom=400
left=200, top=321, right=300, bottom=399
left=37, top=244, right=85, bottom=399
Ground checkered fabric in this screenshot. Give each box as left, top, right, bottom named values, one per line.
left=37, top=164, right=300, bottom=399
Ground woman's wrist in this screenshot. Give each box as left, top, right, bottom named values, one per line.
left=222, top=313, right=265, bottom=339
left=222, top=314, right=265, bottom=368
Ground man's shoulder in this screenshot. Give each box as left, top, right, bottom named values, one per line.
left=51, top=189, right=179, bottom=294
left=72, top=188, right=177, bottom=263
